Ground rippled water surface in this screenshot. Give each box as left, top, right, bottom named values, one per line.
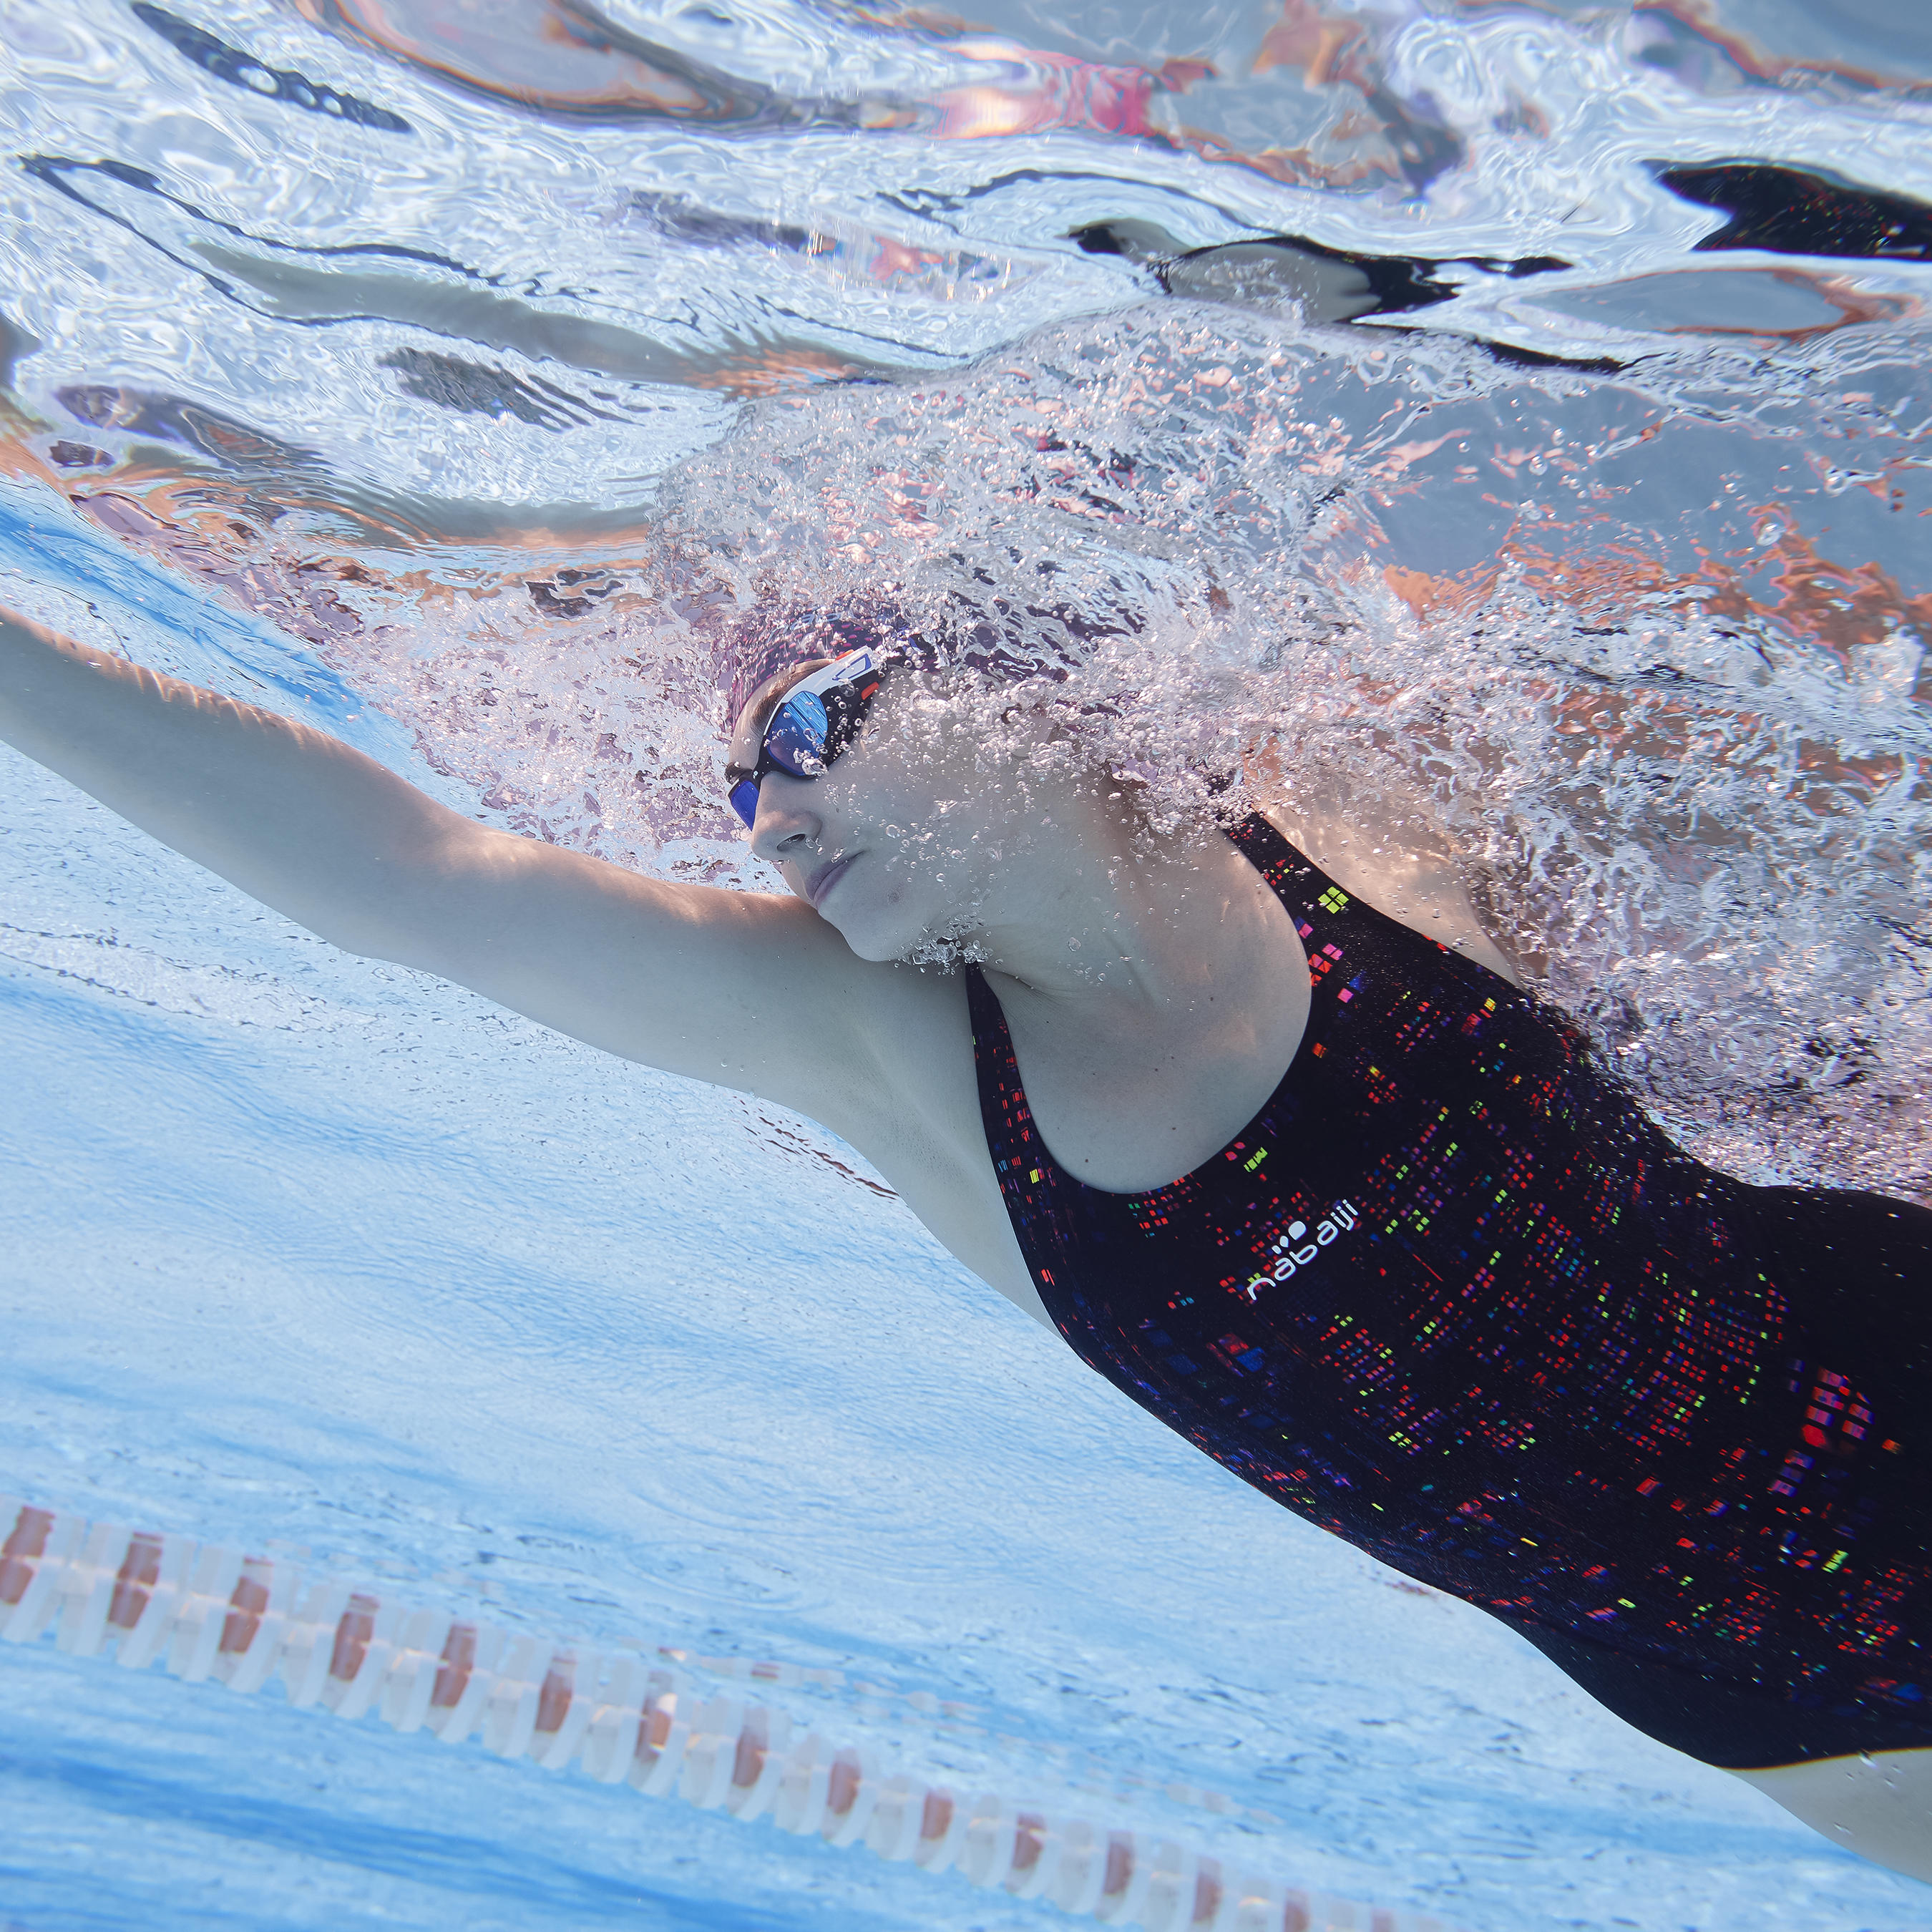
left=2, top=1, right=1931, bottom=1927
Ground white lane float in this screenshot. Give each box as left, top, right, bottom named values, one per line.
left=0, top=1495, right=1452, bottom=1932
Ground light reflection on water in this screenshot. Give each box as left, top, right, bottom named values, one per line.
left=1, top=1, right=1930, bottom=1926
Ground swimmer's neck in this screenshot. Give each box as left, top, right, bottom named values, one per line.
left=955, top=805, right=1278, bottom=1023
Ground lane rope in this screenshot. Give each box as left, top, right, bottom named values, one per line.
left=0, top=1496, right=1453, bottom=1932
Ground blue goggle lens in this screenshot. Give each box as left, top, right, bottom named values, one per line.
left=726, top=650, right=890, bottom=830
left=728, top=778, right=763, bottom=829
left=762, top=691, right=829, bottom=778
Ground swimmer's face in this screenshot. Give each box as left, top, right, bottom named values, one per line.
left=748, top=677, right=1059, bottom=962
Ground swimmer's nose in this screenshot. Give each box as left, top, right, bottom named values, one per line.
left=749, top=776, right=823, bottom=870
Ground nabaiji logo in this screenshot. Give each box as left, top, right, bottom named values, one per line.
left=1242, top=1200, right=1359, bottom=1301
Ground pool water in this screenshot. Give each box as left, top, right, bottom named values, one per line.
left=1, top=2, right=1929, bottom=1927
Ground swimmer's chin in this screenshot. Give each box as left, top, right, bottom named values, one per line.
left=816, top=901, right=984, bottom=971
left=894, top=919, right=987, bottom=972
left=824, top=916, right=927, bottom=966
left=800, top=891, right=901, bottom=962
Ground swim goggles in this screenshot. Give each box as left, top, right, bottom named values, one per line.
left=724, top=645, right=894, bottom=829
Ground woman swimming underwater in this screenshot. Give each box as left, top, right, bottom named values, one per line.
left=1, top=607, right=1927, bottom=1881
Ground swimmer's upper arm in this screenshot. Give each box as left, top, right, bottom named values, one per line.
left=366, top=817, right=910, bottom=1122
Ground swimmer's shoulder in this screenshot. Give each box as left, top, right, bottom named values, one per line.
left=1257, top=800, right=1523, bottom=987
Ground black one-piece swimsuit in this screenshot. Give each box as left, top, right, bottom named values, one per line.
left=965, top=815, right=1932, bottom=1769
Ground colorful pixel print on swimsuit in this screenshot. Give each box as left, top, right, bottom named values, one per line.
left=967, top=816, right=1932, bottom=1768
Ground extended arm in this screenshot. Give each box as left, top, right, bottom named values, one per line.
left=0, top=606, right=897, bottom=1112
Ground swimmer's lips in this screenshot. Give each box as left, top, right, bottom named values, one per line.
left=806, top=854, right=856, bottom=909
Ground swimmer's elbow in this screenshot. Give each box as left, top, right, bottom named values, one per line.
left=243, top=886, right=450, bottom=976
left=310, top=897, right=481, bottom=981
left=298, top=824, right=578, bottom=985
left=315, top=912, right=445, bottom=975
left=263, top=828, right=514, bottom=978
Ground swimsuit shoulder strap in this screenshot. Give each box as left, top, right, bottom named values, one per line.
left=1224, top=811, right=1344, bottom=914
left=962, top=957, right=1006, bottom=1051
left=963, top=958, right=1044, bottom=1191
